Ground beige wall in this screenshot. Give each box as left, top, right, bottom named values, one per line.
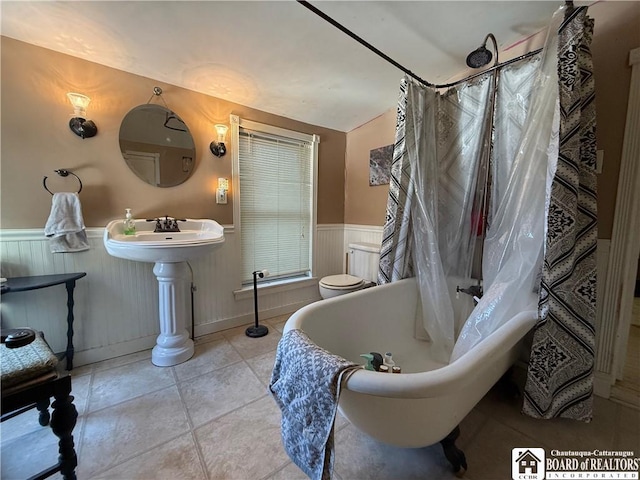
left=344, top=2, right=640, bottom=237
left=2, top=2, right=637, bottom=233
left=589, top=1, right=640, bottom=238
left=344, top=110, right=397, bottom=225
left=0, top=37, right=346, bottom=229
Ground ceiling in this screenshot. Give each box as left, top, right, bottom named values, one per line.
left=1, top=1, right=566, bottom=132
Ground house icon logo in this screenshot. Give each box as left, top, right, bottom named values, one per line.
left=512, top=448, right=545, bottom=480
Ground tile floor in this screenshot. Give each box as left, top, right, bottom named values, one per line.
left=610, top=297, right=640, bottom=408
left=2, top=314, right=639, bottom=480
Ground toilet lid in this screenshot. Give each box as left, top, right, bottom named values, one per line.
left=320, top=274, right=364, bottom=289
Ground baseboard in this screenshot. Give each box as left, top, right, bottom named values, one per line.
left=593, top=370, right=612, bottom=399
left=194, top=298, right=319, bottom=337
left=72, top=299, right=319, bottom=367
left=72, top=335, right=158, bottom=368
left=610, top=385, right=640, bottom=409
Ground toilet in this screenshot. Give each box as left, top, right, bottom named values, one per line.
left=319, top=242, right=380, bottom=299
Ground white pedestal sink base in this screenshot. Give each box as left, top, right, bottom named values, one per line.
left=103, top=218, right=224, bottom=367
left=151, top=262, right=194, bottom=367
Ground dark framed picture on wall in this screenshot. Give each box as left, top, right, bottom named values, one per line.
left=369, top=144, right=393, bottom=186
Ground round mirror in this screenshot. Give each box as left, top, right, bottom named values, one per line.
left=119, top=104, right=196, bottom=187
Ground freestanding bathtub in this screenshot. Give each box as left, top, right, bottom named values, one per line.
left=283, top=277, right=538, bottom=471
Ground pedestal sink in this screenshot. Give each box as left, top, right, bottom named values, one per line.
left=104, top=218, right=224, bottom=366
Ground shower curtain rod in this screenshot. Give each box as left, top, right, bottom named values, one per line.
left=297, top=0, right=543, bottom=89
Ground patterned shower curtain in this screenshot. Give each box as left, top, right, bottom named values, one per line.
left=378, top=79, right=415, bottom=285
left=379, top=5, right=597, bottom=421
left=378, top=79, right=492, bottom=287
left=378, top=76, right=493, bottom=362
left=523, top=7, right=597, bottom=421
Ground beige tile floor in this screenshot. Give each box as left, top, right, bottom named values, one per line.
left=2, top=314, right=639, bottom=480
left=610, top=297, right=640, bottom=408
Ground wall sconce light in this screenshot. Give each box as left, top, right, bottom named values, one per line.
left=216, top=177, right=229, bottom=204
left=210, top=124, right=228, bottom=157
left=67, top=92, right=98, bottom=139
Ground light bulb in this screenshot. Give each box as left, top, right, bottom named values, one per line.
left=214, top=124, right=228, bottom=143
left=67, top=92, right=91, bottom=118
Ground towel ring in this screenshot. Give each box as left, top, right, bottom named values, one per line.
left=43, top=169, right=83, bottom=195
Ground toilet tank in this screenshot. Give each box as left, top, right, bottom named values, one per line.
left=348, top=242, right=381, bottom=283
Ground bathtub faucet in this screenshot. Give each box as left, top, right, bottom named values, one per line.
left=456, top=284, right=483, bottom=300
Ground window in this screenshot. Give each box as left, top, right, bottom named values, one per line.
left=232, top=116, right=318, bottom=286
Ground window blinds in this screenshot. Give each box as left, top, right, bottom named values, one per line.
left=238, top=128, right=313, bottom=284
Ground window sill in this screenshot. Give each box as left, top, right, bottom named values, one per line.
left=233, top=276, right=318, bottom=300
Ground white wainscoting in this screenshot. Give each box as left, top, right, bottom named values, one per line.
left=316, top=223, right=384, bottom=275
left=343, top=224, right=384, bottom=273
left=1, top=229, right=160, bottom=365
left=9, top=225, right=614, bottom=392
left=0, top=224, right=383, bottom=366
left=315, top=224, right=345, bottom=280
left=594, top=239, right=613, bottom=397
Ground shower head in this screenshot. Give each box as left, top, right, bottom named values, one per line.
left=466, top=47, right=492, bottom=68
left=466, top=33, right=499, bottom=69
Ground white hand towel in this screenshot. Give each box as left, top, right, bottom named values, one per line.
left=44, top=193, right=90, bottom=253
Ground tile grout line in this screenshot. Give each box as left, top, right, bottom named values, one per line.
left=72, top=366, right=96, bottom=469
left=191, top=390, right=272, bottom=433
left=188, top=429, right=212, bottom=480
left=88, top=351, right=154, bottom=375
left=190, top=392, right=274, bottom=479
left=457, top=412, right=491, bottom=451
left=82, top=348, right=261, bottom=417
left=81, top=381, right=193, bottom=478
left=257, top=458, right=293, bottom=480
left=76, top=362, right=180, bottom=477
left=84, top=429, right=197, bottom=479
left=84, top=380, right=177, bottom=416
left=172, top=366, right=211, bottom=480
left=175, top=355, right=246, bottom=384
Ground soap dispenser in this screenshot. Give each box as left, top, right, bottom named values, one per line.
left=124, top=208, right=136, bottom=235
left=370, top=352, right=383, bottom=371
left=383, top=352, right=395, bottom=371
left=360, top=354, right=375, bottom=371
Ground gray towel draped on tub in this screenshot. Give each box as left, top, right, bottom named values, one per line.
left=269, top=329, right=359, bottom=480
left=44, top=192, right=90, bottom=253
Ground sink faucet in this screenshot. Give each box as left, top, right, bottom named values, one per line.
left=146, top=216, right=186, bottom=233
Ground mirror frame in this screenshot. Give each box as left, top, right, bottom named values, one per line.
left=119, top=104, right=196, bottom=187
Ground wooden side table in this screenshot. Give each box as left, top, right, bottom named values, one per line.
left=1, top=272, right=87, bottom=370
